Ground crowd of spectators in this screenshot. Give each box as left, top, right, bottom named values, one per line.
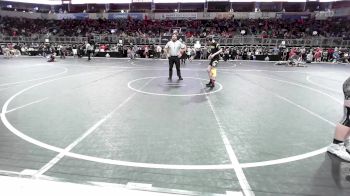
left=1, top=41, right=349, bottom=64
left=182, top=45, right=349, bottom=63
left=1, top=16, right=350, bottom=39
left=1, top=15, right=349, bottom=63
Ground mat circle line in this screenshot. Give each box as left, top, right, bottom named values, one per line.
left=128, top=76, right=223, bottom=97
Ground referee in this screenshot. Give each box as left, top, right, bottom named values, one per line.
left=165, top=34, right=185, bottom=80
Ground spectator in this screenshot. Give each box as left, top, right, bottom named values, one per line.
left=306, top=52, right=313, bottom=63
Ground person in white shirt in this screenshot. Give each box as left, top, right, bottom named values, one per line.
left=186, top=47, right=192, bottom=62
left=59, top=45, right=66, bottom=59
left=194, top=41, right=201, bottom=59
left=306, top=52, right=313, bottom=63
left=180, top=42, right=187, bottom=65
left=85, top=41, right=93, bottom=61
left=72, top=45, right=78, bottom=57
left=156, top=45, right=162, bottom=59
left=164, top=34, right=186, bottom=80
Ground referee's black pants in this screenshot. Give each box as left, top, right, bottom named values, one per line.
left=168, top=56, right=181, bottom=79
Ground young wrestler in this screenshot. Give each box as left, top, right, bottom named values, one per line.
left=206, top=38, right=222, bottom=89
left=328, top=77, right=350, bottom=161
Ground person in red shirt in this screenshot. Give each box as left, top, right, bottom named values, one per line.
left=314, top=48, right=322, bottom=62
left=328, top=48, right=334, bottom=61
left=99, top=44, right=106, bottom=52
left=289, top=48, right=296, bottom=59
